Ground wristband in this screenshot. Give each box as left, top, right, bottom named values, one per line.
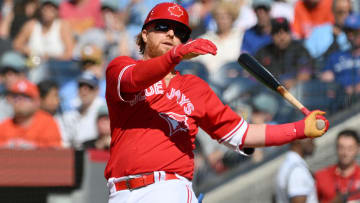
left=265, top=120, right=306, bottom=146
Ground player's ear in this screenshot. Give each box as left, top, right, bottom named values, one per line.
left=142, top=29, right=148, bottom=43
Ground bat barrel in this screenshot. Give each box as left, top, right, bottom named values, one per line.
left=238, top=53, right=326, bottom=130
left=238, top=53, right=282, bottom=92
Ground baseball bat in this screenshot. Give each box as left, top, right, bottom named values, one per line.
left=237, top=53, right=325, bottom=130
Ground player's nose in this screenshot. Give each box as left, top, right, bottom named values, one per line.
left=166, top=29, right=175, bottom=38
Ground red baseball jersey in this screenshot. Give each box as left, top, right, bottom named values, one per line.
left=315, top=164, right=360, bottom=202
left=104, top=56, right=248, bottom=180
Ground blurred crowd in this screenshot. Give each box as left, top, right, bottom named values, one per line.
left=0, top=0, right=360, bottom=193
left=275, top=129, right=360, bottom=203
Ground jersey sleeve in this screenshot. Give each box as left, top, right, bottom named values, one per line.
left=196, top=80, right=249, bottom=150
left=106, top=53, right=177, bottom=102
left=105, top=56, right=137, bottom=102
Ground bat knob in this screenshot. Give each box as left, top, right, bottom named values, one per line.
left=316, top=119, right=326, bottom=130
left=243, top=147, right=255, bottom=155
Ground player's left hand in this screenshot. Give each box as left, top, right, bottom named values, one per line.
left=169, top=38, right=217, bottom=63
left=303, top=110, right=329, bottom=138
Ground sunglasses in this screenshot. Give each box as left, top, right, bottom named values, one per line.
left=153, top=22, right=189, bottom=43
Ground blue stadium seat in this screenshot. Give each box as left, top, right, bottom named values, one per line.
left=290, top=79, right=345, bottom=115
left=46, top=59, right=82, bottom=86
left=210, top=61, right=250, bottom=89
left=175, top=61, right=209, bottom=82
left=222, top=78, right=258, bottom=104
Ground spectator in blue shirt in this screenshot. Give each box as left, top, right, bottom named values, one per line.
left=305, top=0, right=352, bottom=72
left=241, top=0, right=273, bottom=55
left=321, top=13, right=360, bottom=97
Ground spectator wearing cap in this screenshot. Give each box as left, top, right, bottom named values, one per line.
left=80, top=44, right=106, bottom=97
left=80, top=44, right=104, bottom=80
left=73, top=0, right=135, bottom=63
left=195, top=1, right=244, bottom=78
left=292, top=0, right=334, bottom=39
left=13, top=0, right=74, bottom=83
left=83, top=104, right=111, bottom=150
left=0, top=51, right=28, bottom=121
left=0, top=79, right=62, bottom=148
left=58, top=44, right=106, bottom=112
left=321, top=13, right=360, bottom=97
left=249, top=92, right=279, bottom=163
left=59, top=0, right=103, bottom=36
left=250, top=92, right=279, bottom=125
left=305, top=0, right=352, bottom=71
left=241, top=0, right=273, bottom=55
left=58, top=71, right=106, bottom=149
left=255, top=17, right=314, bottom=89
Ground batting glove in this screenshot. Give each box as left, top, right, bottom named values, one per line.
left=295, top=110, right=329, bottom=138
left=170, top=38, right=217, bottom=63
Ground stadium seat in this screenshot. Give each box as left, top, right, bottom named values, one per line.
left=290, top=79, right=345, bottom=115
left=210, top=61, right=246, bottom=89
left=47, top=59, right=82, bottom=86
left=175, top=61, right=209, bottom=82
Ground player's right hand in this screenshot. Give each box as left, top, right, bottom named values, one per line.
left=303, top=110, right=329, bottom=138
left=170, top=38, right=217, bottom=63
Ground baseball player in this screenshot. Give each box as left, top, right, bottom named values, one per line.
left=104, top=2, right=329, bottom=203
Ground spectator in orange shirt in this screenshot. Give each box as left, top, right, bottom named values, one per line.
left=0, top=79, right=62, bottom=148
left=292, top=0, right=334, bottom=39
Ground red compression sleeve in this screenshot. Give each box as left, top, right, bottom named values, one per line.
left=121, top=51, right=177, bottom=92
left=265, top=120, right=306, bottom=146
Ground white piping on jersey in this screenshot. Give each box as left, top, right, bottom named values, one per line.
left=220, top=118, right=249, bottom=155
left=186, top=185, right=193, bottom=203
left=117, top=64, right=136, bottom=102
left=219, top=118, right=246, bottom=143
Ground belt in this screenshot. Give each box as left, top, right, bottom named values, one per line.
left=115, top=173, right=179, bottom=191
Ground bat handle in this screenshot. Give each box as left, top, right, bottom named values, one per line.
left=277, top=86, right=325, bottom=130
left=301, top=107, right=311, bottom=116
left=301, top=106, right=326, bottom=131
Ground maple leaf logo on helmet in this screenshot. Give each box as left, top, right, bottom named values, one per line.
left=168, top=5, right=183, bottom=17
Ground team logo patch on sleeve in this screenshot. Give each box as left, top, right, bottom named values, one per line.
left=159, top=112, right=189, bottom=136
